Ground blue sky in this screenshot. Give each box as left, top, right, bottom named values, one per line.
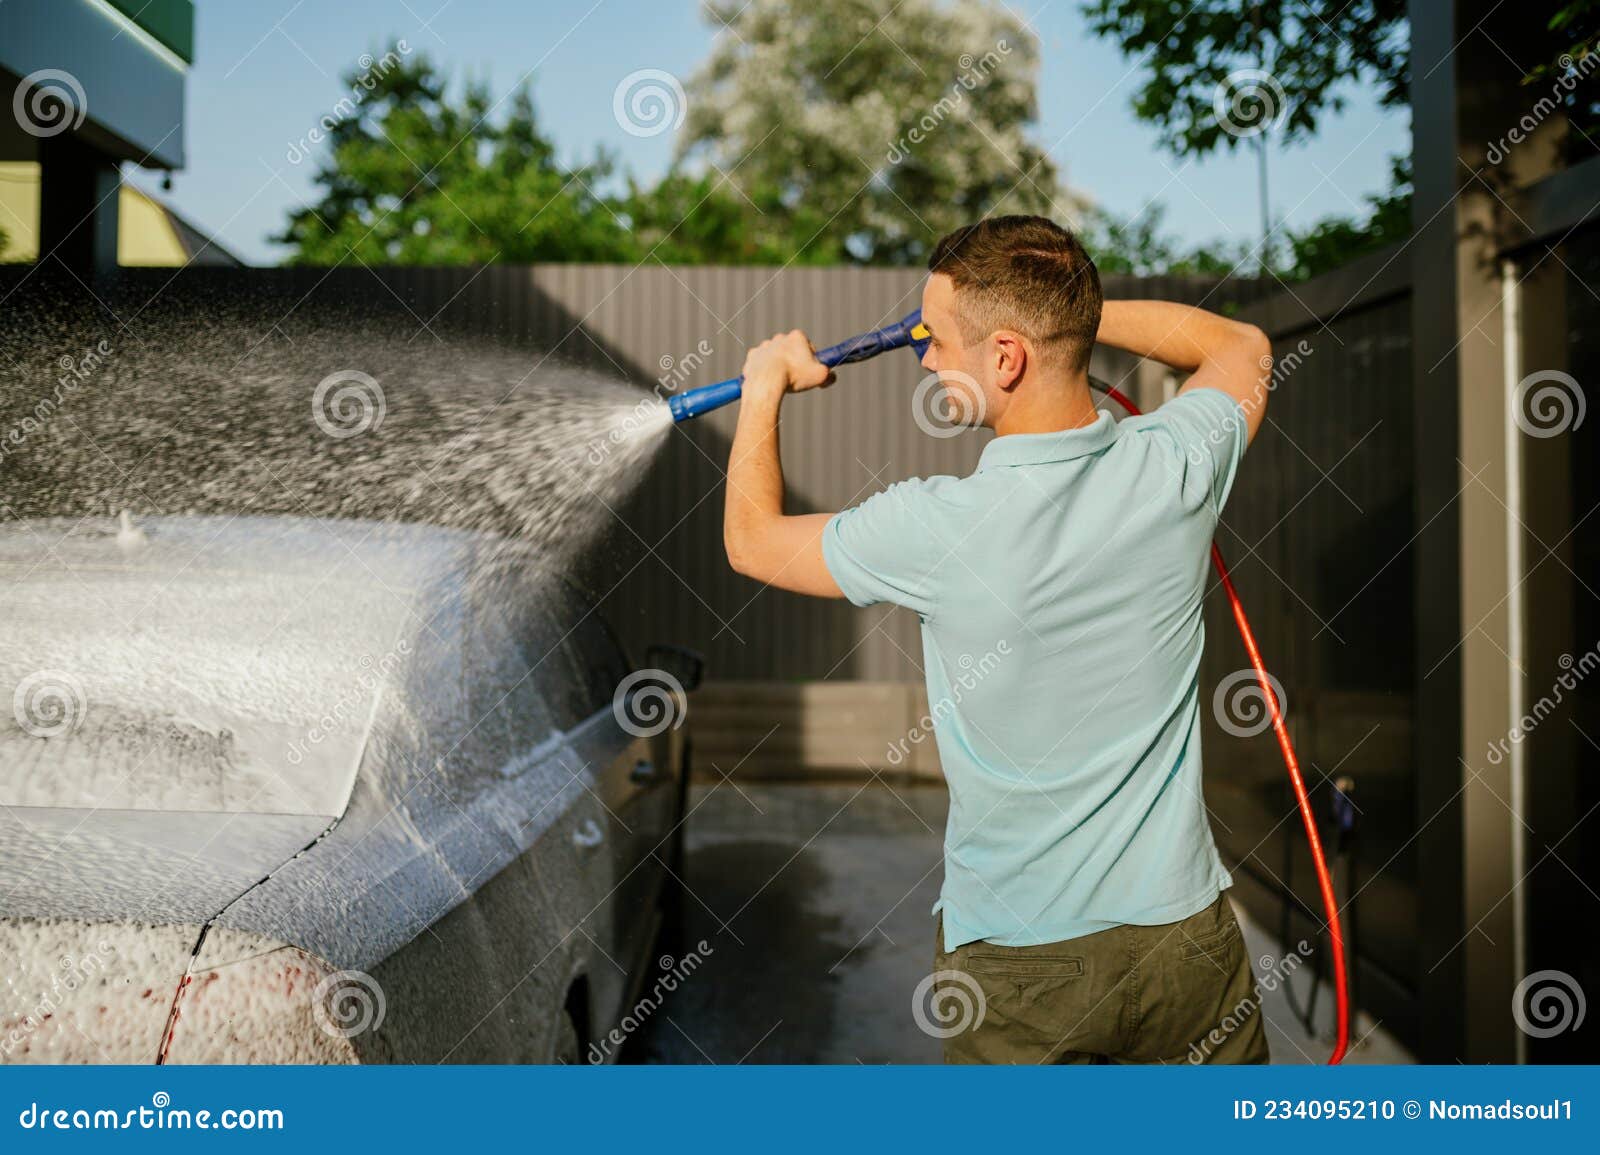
left=134, top=0, right=1411, bottom=266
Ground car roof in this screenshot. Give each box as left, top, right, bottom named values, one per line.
left=0, top=514, right=473, bottom=820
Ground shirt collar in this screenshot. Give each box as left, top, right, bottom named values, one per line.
left=975, top=410, right=1120, bottom=472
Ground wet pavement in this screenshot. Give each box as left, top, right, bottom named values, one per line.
left=629, top=781, right=947, bottom=1064
left=630, top=781, right=1413, bottom=1065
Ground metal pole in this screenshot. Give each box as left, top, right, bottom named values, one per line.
left=1501, top=256, right=1529, bottom=1065
left=1253, top=2, right=1271, bottom=275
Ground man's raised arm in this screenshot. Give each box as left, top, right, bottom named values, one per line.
left=721, top=330, right=845, bottom=598
left=1095, top=300, right=1273, bottom=443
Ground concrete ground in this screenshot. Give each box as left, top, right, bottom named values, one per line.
left=629, top=781, right=1413, bottom=1065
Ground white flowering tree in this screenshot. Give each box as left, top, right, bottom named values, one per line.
left=675, top=0, right=1085, bottom=264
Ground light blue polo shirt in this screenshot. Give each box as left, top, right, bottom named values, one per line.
left=823, top=387, right=1248, bottom=951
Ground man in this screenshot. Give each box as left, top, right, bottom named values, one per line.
left=722, top=215, right=1272, bottom=1064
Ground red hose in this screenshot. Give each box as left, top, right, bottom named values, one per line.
left=1100, top=384, right=1350, bottom=1065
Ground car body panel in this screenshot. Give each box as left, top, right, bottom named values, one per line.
left=0, top=919, right=195, bottom=1063
left=0, top=515, right=685, bottom=1063
left=0, top=808, right=327, bottom=925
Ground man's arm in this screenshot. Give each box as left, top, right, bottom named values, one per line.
left=722, top=330, right=845, bottom=598
left=1095, top=300, right=1272, bottom=443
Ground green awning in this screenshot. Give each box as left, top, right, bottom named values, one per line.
left=104, top=0, right=194, bottom=64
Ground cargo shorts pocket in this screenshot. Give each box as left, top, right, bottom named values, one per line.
left=957, top=949, right=1090, bottom=1029
left=1171, top=893, right=1244, bottom=964
left=1177, top=919, right=1241, bottom=963
left=963, top=953, right=1086, bottom=978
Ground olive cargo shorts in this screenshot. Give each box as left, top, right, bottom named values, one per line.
left=930, top=890, right=1271, bottom=1064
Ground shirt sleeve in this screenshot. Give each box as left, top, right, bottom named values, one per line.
left=1138, top=387, right=1248, bottom=515
left=822, top=478, right=950, bottom=618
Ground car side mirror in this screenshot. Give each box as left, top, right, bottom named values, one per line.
left=643, top=643, right=705, bottom=693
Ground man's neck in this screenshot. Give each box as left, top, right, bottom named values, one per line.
left=992, top=376, right=1099, bottom=438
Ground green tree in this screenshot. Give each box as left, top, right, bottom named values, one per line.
left=1080, top=1, right=1410, bottom=279
left=1526, top=2, right=1600, bottom=160
left=1080, top=0, right=1408, bottom=157
left=617, top=171, right=843, bottom=265
left=1083, top=203, right=1254, bottom=278
left=677, top=0, right=1078, bottom=264
left=1086, top=155, right=1412, bottom=283
left=1283, top=155, right=1412, bottom=279
left=276, top=45, right=636, bottom=265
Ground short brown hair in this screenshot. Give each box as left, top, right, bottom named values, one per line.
left=927, top=215, right=1103, bottom=372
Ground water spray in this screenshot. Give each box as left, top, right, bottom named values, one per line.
left=674, top=315, right=1351, bottom=1064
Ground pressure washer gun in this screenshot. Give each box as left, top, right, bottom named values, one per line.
left=667, top=311, right=930, bottom=423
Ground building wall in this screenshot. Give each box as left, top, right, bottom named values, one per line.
left=0, top=162, right=209, bottom=265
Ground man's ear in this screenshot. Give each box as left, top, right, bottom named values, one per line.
left=992, top=331, right=1028, bottom=392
